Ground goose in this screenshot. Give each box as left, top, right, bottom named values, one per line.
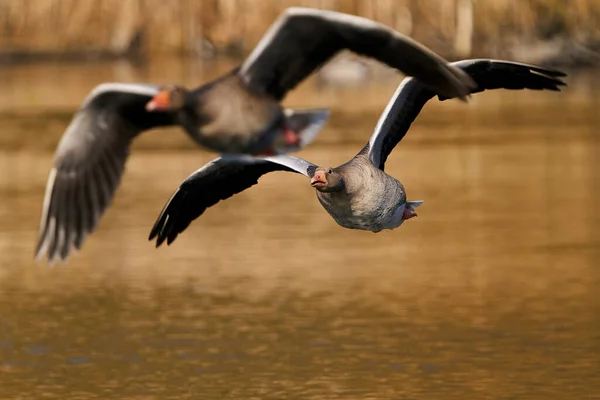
left=148, top=59, right=566, bottom=247
left=36, top=7, right=474, bottom=263
left=35, top=7, right=478, bottom=263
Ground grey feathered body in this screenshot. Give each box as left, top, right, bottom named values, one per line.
left=181, top=74, right=285, bottom=154
left=315, top=155, right=407, bottom=231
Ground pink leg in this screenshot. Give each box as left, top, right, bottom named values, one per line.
left=283, top=126, right=301, bottom=146
left=403, top=208, right=417, bottom=220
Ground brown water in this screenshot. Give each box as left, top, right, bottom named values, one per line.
left=1, top=58, right=599, bottom=399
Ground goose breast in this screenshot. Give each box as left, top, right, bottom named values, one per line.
left=316, top=160, right=407, bottom=231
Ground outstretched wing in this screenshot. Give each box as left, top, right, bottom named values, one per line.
left=238, top=7, right=476, bottom=101
left=365, top=59, right=567, bottom=170
left=148, top=155, right=316, bottom=247
left=36, top=83, right=176, bottom=264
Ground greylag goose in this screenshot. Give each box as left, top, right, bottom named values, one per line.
left=36, top=7, right=478, bottom=263
left=148, top=59, right=567, bottom=246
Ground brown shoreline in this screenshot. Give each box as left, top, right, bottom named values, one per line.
left=3, top=0, right=600, bottom=68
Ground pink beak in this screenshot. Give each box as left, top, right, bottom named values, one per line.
left=310, top=170, right=327, bottom=188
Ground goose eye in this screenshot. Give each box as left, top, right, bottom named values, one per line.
left=327, top=169, right=333, bottom=174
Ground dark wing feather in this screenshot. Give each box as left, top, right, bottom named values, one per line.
left=36, top=83, right=176, bottom=264
left=148, top=155, right=315, bottom=248
left=238, top=7, right=476, bottom=101
left=366, top=59, right=567, bottom=170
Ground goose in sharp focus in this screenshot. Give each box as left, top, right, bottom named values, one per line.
left=148, top=59, right=567, bottom=247
left=35, top=7, right=480, bottom=263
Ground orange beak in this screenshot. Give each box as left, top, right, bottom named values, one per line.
left=310, top=170, right=327, bottom=188
left=145, top=90, right=170, bottom=111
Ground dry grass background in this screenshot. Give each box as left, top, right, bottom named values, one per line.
left=1, top=0, right=600, bottom=60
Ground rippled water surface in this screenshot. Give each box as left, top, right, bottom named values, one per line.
left=0, top=58, right=599, bottom=399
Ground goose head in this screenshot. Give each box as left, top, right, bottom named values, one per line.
left=309, top=167, right=344, bottom=193
left=146, top=85, right=188, bottom=112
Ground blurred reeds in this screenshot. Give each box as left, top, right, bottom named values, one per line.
left=2, top=0, right=600, bottom=62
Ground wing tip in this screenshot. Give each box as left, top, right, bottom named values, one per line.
left=35, top=167, right=58, bottom=255
left=34, top=242, right=72, bottom=267
left=34, top=244, right=46, bottom=262
left=151, top=228, right=179, bottom=248
left=148, top=188, right=181, bottom=243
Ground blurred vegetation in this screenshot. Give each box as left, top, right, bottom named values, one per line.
left=1, top=0, right=600, bottom=66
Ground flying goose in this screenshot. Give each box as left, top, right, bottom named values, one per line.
left=35, top=6, right=481, bottom=262
left=148, top=59, right=567, bottom=247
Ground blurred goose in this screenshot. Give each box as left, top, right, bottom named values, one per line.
left=149, top=59, right=566, bottom=247
left=35, top=7, right=480, bottom=263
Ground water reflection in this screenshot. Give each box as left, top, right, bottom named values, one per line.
left=0, top=58, right=599, bottom=399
